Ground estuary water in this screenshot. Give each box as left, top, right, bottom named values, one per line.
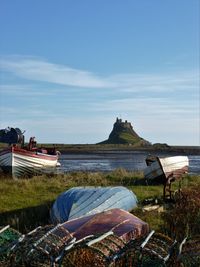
left=58, top=150, right=200, bottom=175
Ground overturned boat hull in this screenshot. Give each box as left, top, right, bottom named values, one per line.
left=61, top=208, right=149, bottom=242
left=51, top=186, right=138, bottom=223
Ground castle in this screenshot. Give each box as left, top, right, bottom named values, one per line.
left=99, top=117, right=150, bottom=146
left=110, top=117, right=140, bottom=139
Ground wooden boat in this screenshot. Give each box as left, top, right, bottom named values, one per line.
left=0, top=128, right=60, bottom=178
left=144, top=155, right=189, bottom=182
left=51, top=186, right=138, bottom=223
left=0, top=145, right=60, bottom=178
left=144, top=155, right=189, bottom=199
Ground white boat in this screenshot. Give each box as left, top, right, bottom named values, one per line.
left=0, top=128, right=60, bottom=178
left=144, top=155, right=189, bottom=182
left=0, top=145, right=60, bottom=178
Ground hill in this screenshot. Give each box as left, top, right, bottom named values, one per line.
left=98, top=118, right=151, bottom=146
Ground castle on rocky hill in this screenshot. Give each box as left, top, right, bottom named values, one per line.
left=112, top=117, right=140, bottom=137
left=99, top=118, right=151, bottom=146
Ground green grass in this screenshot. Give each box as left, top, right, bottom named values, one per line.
left=0, top=170, right=199, bottom=213
left=0, top=170, right=200, bottom=233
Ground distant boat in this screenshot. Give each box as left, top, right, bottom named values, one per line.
left=51, top=186, right=138, bottom=223
left=144, top=155, right=189, bottom=182
left=0, top=127, right=60, bottom=178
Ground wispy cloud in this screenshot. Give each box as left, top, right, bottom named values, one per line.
left=0, top=84, right=56, bottom=97
left=0, top=55, right=198, bottom=93
left=108, top=72, right=198, bottom=92
left=0, top=55, right=112, bottom=88
left=93, top=97, right=198, bottom=116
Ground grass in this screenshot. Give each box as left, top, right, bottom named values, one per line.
left=0, top=170, right=200, bottom=234
left=0, top=170, right=125, bottom=212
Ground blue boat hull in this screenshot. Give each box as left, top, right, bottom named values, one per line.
left=51, top=186, right=138, bottom=223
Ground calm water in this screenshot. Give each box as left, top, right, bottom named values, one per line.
left=58, top=151, right=200, bottom=174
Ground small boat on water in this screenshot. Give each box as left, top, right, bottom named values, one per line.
left=0, top=127, right=60, bottom=178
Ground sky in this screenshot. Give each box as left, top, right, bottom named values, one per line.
left=0, top=0, right=199, bottom=145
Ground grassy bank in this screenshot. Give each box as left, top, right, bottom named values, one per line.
left=0, top=170, right=163, bottom=212
left=0, top=170, right=200, bottom=236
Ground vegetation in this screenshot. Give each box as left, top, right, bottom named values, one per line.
left=0, top=170, right=200, bottom=238
left=99, top=118, right=150, bottom=145
left=100, top=132, right=147, bottom=145
left=163, top=185, right=200, bottom=240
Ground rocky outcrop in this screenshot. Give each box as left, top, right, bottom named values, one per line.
left=99, top=118, right=151, bottom=146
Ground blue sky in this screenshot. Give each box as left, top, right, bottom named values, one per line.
left=0, top=0, right=199, bottom=145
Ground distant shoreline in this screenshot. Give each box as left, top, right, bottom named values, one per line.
left=0, top=143, right=199, bottom=155
left=43, top=144, right=200, bottom=155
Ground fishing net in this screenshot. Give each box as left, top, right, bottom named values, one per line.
left=177, top=236, right=200, bottom=267
left=60, top=231, right=177, bottom=267
left=60, top=233, right=126, bottom=267
left=111, top=238, right=142, bottom=267
left=139, top=232, right=177, bottom=266
left=113, top=231, right=177, bottom=267
left=9, top=225, right=53, bottom=267
left=0, top=226, right=22, bottom=266
left=9, top=224, right=73, bottom=267
left=2, top=221, right=197, bottom=267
